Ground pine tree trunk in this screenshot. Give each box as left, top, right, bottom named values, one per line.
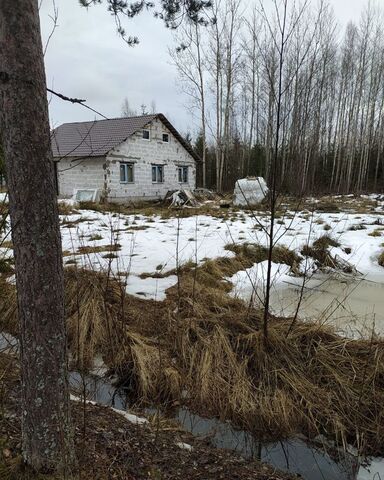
left=0, top=0, right=75, bottom=474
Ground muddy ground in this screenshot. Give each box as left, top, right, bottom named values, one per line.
left=0, top=353, right=294, bottom=480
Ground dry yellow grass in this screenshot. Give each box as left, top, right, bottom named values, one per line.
left=174, top=315, right=384, bottom=452
left=64, top=268, right=180, bottom=403
left=75, top=244, right=121, bottom=255
left=368, top=228, right=383, bottom=237
left=58, top=202, right=78, bottom=216
left=0, top=241, right=13, bottom=249
left=301, top=195, right=378, bottom=214
left=1, top=256, right=383, bottom=457
left=301, top=234, right=349, bottom=271
left=76, top=200, right=232, bottom=221
left=62, top=244, right=121, bottom=258
left=0, top=278, right=17, bottom=336
left=164, top=263, right=384, bottom=454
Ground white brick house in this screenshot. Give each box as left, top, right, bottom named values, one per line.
left=51, top=114, right=199, bottom=202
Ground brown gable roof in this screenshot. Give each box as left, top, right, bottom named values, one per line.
left=51, top=113, right=199, bottom=162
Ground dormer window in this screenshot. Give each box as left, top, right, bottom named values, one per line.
left=142, top=129, right=150, bottom=140
left=162, top=133, right=169, bottom=143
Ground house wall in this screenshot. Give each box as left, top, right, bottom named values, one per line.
left=56, top=118, right=196, bottom=202
left=56, top=156, right=107, bottom=198
left=106, top=118, right=196, bottom=202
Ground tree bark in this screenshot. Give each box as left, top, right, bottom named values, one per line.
left=0, top=0, right=75, bottom=474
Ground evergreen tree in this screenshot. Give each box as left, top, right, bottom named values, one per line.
left=0, top=0, right=211, bottom=475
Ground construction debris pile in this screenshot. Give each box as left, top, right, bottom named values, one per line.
left=165, top=188, right=219, bottom=208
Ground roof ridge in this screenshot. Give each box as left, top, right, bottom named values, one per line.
left=54, top=113, right=159, bottom=129
left=51, top=113, right=200, bottom=163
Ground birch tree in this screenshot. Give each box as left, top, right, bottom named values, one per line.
left=170, top=0, right=384, bottom=195
left=171, top=23, right=208, bottom=187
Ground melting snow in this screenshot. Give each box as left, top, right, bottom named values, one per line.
left=2, top=197, right=384, bottom=307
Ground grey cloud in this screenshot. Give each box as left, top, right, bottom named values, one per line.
left=40, top=0, right=369, bottom=136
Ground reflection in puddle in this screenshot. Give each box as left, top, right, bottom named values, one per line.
left=69, top=371, right=383, bottom=480
left=176, top=408, right=357, bottom=480
left=0, top=332, right=18, bottom=352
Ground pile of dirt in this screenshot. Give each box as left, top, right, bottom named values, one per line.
left=0, top=353, right=294, bottom=480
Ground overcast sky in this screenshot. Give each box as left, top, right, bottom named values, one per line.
left=40, top=0, right=370, bottom=135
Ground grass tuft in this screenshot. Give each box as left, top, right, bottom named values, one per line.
left=368, top=229, right=383, bottom=237
left=225, top=243, right=301, bottom=269
left=301, top=234, right=342, bottom=270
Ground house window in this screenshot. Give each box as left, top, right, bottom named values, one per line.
left=152, top=165, right=164, bottom=183
left=120, top=162, right=134, bottom=183
left=178, top=166, right=188, bottom=183
left=142, top=129, right=150, bottom=140
left=162, top=133, right=169, bottom=143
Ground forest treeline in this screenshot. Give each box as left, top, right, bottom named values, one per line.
left=171, top=0, right=384, bottom=194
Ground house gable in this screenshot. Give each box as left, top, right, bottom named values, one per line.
left=105, top=117, right=196, bottom=201
left=108, top=116, right=195, bottom=162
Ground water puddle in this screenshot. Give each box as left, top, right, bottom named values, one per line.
left=0, top=332, right=18, bottom=352
left=69, top=370, right=384, bottom=480
left=1, top=332, right=382, bottom=479
left=268, top=274, right=384, bottom=338
left=176, top=408, right=358, bottom=480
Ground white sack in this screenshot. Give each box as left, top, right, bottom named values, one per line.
left=233, top=177, right=268, bottom=207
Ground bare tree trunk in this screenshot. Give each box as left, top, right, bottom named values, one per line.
left=195, top=24, right=207, bottom=189
left=170, top=23, right=208, bottom=188
left=262, top=0, right=288, bottom=345
left=214, top=16, right=223, bottom=192
left=0, top=0, right=74, bottom=474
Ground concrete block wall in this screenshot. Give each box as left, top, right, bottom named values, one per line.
left=106, top=118, right=196, bottom=201
left=57, top=157, right=107, bottom=198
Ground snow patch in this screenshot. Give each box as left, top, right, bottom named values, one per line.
left=111, top=408, right=148, bottom=425
left=229, top=261, right=291, bottom=303
left=358, top=457, right=384, bottom=479
left=70, top=394, right=148, bottom=425
left=125, top=274, right=178, bottom=301
left=176, top=442, right=193, bottom=451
